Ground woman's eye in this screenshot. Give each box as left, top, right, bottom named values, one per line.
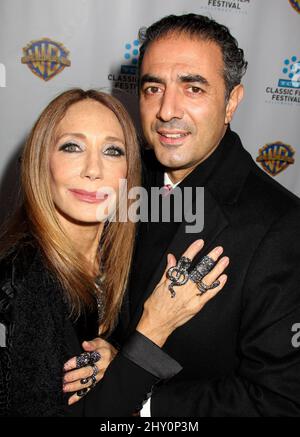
left=104, top=146, right=125, bottom=157
left=58, top=142, right=82, bottom=153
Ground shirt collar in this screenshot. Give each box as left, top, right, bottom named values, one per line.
left=163, top=172, right=182, bottom=189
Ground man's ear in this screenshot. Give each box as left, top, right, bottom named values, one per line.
left=225, top=84, right=244, bottom=124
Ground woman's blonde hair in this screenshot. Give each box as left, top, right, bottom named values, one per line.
left=1, top=89, right=141, bottom=335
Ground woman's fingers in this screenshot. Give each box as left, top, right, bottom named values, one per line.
left=158, top=239, right=205, bottom=286
left=63, top=367, right=105, bottom=394
left=181, top=239, right=205, bottom=261
left=201, top=256, right=229, bottom=287
left=199, top=274, right=228, bottom=303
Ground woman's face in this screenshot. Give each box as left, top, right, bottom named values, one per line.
left=49, top=99, right=127, bottom=224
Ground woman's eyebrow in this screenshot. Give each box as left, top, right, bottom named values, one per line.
left=57, top=132, right=87, bottom=140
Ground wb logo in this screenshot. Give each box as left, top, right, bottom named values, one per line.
left=0, top=63, right=6, bottom=87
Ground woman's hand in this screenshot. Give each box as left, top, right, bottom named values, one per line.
left=136, top=239, right=229, bottom=347
left=63, top=338, right=117, bottom=405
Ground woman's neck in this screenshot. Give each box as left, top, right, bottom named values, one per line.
left=57, top=212, right=104, bottom=275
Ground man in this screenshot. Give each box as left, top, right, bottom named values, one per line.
left=71, top=14, right=300, bottom=416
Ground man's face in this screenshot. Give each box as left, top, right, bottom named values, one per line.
left=139, top=34, right=243, bottom=180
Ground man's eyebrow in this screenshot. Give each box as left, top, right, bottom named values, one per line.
left=179, top=74, right=210, bottom=86
left=140, top=74, right=165, bottom=86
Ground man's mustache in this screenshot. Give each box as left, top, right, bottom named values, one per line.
left=154, top=119, right=193, bottom=133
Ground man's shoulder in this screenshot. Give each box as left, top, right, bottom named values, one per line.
left=242, top=159, right=300, bottom=221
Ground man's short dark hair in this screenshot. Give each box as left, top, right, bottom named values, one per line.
left=138, top=13, right=248, bottom=100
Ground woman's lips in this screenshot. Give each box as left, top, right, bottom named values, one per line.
left=69, top=189, right=109, bottom=204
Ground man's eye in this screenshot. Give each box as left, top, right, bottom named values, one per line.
left=188, top=86, right=202, bottom=94
left=104, top=146, right=125, bottom=157
left=58, top=142, right=82, bottom=153
left=144, top=86, right=161, bottom=95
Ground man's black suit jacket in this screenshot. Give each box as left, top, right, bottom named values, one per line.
left=113, top=127, right=300, bottom=416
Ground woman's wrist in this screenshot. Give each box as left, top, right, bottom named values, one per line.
left=136, top=318, right=171, bottom=348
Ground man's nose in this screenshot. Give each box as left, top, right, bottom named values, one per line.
left=156, top=87, right=184, bottom=121
left=81, top=151, right=103, bottom=181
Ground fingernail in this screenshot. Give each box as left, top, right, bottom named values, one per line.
left=221, top=256, right=229, bottom=265
left=196, top=239, right=204, bottom=246
left=215, top=246, right=223, bottom=256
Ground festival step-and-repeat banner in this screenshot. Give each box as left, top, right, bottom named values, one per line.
left=0, top=0, right=299, bottom=222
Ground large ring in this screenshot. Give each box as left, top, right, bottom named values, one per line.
left=92, top=364, right=99, bottom=376
left=76, top=351, right=101, bottom=369
left=80, top=377, right=91, bottom=385
left=89, top=351, right=101, bottom=365
left=80, top=364, right=99, bottom=386
left=196, top=279, right=220, bottom=295
left=76, top=388, right=89, bottom=397
left=166, top=256, right=192, bottom=298
left=90, top=375, right=97, bottom=389
left=76, top=352, right=91, bottom=369
left=189, top=255, right=216, bottom=283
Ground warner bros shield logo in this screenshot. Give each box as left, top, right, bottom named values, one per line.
left=256, top=142, right=295, bottom=176
left=21, top=38, right=71, bottom=81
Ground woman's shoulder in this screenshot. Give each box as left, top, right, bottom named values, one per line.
left=0, top=236, right=40, bottom=286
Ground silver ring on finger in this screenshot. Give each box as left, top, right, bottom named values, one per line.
left=80, top=376, right=91, bottom=385
left=166, top=256, right=191, bottom=298
left=76, top=352, right=91, bottom=369
left=90, top=374, right=97, bottom=389
left=196, top=279, right=220, bottom=295
left=191, top=255, right=216, bottom=281
left=76, top=387, right=89, bottom=397
left=89, top=351, right=101, bottom=365
left=92, top=363, right=99, bottom=377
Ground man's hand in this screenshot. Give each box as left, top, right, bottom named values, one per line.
left=63, top=338, right=118, bottom=405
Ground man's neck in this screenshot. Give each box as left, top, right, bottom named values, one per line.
left=166, top=129, right=228, bottom=184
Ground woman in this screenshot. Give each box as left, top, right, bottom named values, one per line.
left=0, top=89, right=228, bottom=416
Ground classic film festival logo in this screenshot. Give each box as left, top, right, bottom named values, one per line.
left=199, top=0, right=251, bottom=14
left=108, top=28, right=146, bottom=94
left=266, top=56, right=300, bottom=104
left=21, top=38, right=71, bottom=81
left=256, top=142, right=295, bottom=176
left=289, top=0, right=300, bottom=14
